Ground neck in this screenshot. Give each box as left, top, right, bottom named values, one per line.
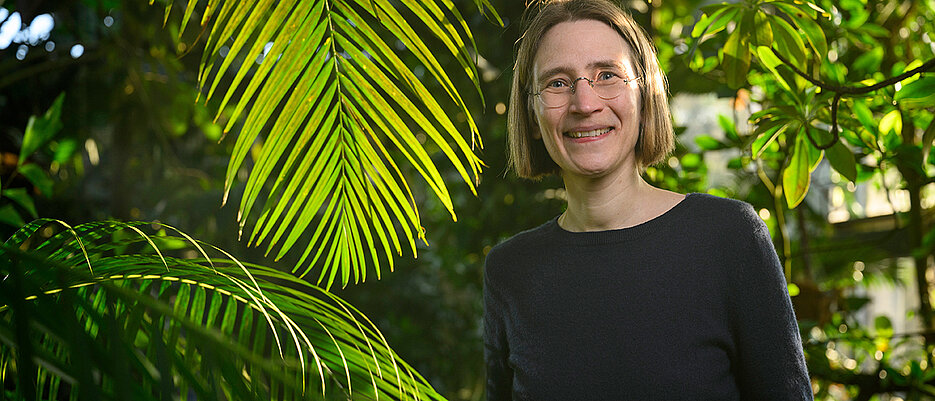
left=559, top=165, right=680, bottom=232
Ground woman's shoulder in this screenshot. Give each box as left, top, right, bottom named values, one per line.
left=484, top=218, right=558, bottom=271
left=680, top=192, right=766, bottom=234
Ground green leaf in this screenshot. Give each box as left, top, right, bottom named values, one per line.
left=768, top=16, right=807, bottom=71
left=52, top=139, right=79, bottom=164
left=19, top=93, right=65, bottom=166
left=772, top=2, right=827, bottom=62
left=879, top=109, right=902, bottom=136
left=783, top=131, right=815, bottom=208
left=752, top=12, right=773, bottom=46
left=826, top=140, right=857, bottom=182
left=691, top=6, right=739, bottom=38
left=0, top=204, right=26, bottom=228
left=695, top=135, right=726, bottom=151
left=756, top=46, right=791, bottom=92
left=752, top=121, right=791, bottom=159
left=17, top=164, right=54, bottom=196
left=167, top=0, right=489, bottom=286
left=894, top=76, right=935, bottom=108
left=681, top=153, right=701, bottom=169
left=922, top=118, right=935, bottom=165
left=852, top=47, right=883, bottom=76
left=0, top=220, right=447, bottom=400
left=722, top=27, right=750, bottom=89
left=805, top=129, right=825, bottom=171
left=850, top=100, right=877, bottom=133
left=2, top=188, right=38, bottom=218
left=718, top=114, right=739, bottom=143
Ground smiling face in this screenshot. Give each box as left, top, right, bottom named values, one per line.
left=531, top=19, right=642, bottom=179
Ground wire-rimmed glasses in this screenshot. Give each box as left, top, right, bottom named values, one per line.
left=530, top=74, right=642, bottom=108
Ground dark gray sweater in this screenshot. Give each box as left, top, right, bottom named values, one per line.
left=483, top=193, right=812, bottom=400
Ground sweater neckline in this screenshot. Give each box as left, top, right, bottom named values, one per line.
left=547, top=192, right=699, bottom=245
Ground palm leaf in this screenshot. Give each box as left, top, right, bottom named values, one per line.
left=0, top=219, right=444, bottom=400
left=165, top=0, right=500, bottom=288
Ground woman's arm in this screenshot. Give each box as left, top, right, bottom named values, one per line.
left=730, top=205, right=813, bottom=400
left=483, top=257, right=513, bottom=400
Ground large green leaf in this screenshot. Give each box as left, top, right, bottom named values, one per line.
left=771, top=1, right=827, bottom=63
left=722, top=17, right=751, bottom=89
left=894, top=76, right=935, bottom=108
left=0, top=219, right=444, bottom=400
left=166, top=0, right=497, bottom=288
left=826, top=140, right=857, bottom=183
left=768, top=15, right=807, bottom=71
left=755, top=46, right=792, bottom=92
left=783, top=130, right=821, bottom=208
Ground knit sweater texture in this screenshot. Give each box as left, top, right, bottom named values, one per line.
left=483, top=193, right=812, bottom=400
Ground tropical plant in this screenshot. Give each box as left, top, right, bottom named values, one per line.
left=160, top=0, right=500, bottom=289
left=684, top=0, right=935, bottom=398
left=1, top=219, right=443, bottom=400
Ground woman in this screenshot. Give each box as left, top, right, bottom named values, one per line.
left=483, top=0, right=812, bottom=399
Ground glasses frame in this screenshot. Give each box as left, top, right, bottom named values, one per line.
left=530, top=75, right=642, bottom=108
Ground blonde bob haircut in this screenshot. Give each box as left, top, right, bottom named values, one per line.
left=507, top=0, right=674, bottom=179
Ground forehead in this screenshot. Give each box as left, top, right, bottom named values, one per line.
left=532, top=19, right=635, bottom=79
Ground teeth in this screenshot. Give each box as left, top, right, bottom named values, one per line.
left=566, top=128, right=611, bottom=138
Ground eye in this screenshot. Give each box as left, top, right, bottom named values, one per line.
left=545, top=79, right=569, bottom=89
left=597, top=71, right=619, bottom=81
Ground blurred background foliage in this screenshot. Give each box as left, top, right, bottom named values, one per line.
left=1, top=0, right=935, bottom=399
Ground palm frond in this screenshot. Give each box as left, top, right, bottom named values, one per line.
left=166, top=0, right=500, bottom=289
left=0, top=219, right=444, bottom=400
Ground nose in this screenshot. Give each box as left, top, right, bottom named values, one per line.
left=569, top=77, right=603, bottom=114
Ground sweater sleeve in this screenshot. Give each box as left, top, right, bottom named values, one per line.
left=730, top=204, right=813, bottom=400
left=483, top=252, right=513, bottom=401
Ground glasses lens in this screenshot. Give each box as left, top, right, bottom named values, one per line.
left=592, top=79, right=622, bottom=100
left=540, top=89, right=569, bottom=107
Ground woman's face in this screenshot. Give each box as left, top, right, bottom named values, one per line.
left=531, top=19, right=642, bottom=179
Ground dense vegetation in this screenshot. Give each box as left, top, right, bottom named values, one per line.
left=1, top=0, right=933, bottom=399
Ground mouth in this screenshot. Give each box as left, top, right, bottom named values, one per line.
left=564, top=127, right=612, bottom=139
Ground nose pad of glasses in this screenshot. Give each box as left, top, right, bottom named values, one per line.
left=570, top=77, right=593, bottom=96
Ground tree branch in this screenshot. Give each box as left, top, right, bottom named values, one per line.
left=771, top=53, right=935, bottom=149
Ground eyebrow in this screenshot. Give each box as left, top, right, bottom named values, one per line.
left=536, top=60, right=626, bottom=84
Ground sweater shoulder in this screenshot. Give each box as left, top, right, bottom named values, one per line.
left=484, top=218, right=557, bottom=276
left=684, top=193, right=763, bottom=233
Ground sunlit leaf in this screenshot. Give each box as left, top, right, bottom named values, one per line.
left=162, top=0, right=490, bottom=287
left=752, top=12, right=773, bottom=46
left=691, top=5, right=739, bottom=38
left=0, top=220, right=445, bottom=400
left=722, top=26, right=750, bottom=89
left=752, top=121, right=789, bottom=159
left=768, top=16, right=807, bottom=70
left=879, top=109, right=902, bottom=136
left=894, top=76, right=935, bottom=108
left=772, top=2, right=827, bottom=62
left=783, top=130, right=817, bottom=208
left=756, top=46, right=792, bottom=92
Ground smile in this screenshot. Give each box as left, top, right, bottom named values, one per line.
left=564, top=127, right=612, bottom=138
